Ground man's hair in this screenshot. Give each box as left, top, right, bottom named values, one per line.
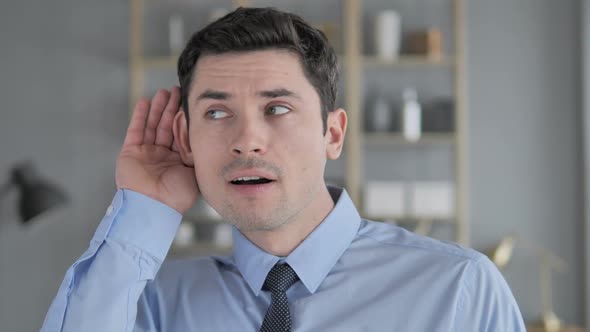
left=177, top=7, right=339, bottom=134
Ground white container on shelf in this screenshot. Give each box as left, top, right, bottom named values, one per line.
left=402, top=88, right=422, bottom=142
left=169, top=15, right=184, bottom=54
left=374, top=10, right=401, bottom=60
left=364, top=181, right=405, bottom=217
left=409, top=182, right=454, bottom=218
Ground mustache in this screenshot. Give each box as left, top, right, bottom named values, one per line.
left=220, top=158, right=283, bottom=178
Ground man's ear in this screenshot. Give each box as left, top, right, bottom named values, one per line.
left=325, top=108, right=347, bottom=160
left=173, top=108, right=195, bottom=166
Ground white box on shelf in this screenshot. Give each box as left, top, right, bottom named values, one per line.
left=409, top=182, right=454, bottom=218
left=364, top=181, right=405, bottom=217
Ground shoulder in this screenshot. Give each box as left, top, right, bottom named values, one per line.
left=353, top=219, right=485, bottom=263
left=351, top=220, right=525, bottom=330
left=340, top=219, right=491, bottom=293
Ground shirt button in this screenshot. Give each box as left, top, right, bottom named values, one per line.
left=106, top=205, right=114, bottom=216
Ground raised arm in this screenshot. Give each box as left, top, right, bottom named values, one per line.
left=41, top=87, right=199, bottom=331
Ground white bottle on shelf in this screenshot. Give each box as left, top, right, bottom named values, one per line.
left=402, top=88, right=422, bottom=142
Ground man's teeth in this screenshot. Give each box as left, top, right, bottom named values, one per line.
left=235, top=176, right=263, bottom=181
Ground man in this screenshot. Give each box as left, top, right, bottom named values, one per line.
left=42, top=7, right=525, bottom=331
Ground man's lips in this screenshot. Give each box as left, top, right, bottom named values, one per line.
left=227, top=169, right=278, bottom=183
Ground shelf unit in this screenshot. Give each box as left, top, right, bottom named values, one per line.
left=129, top=0, right=468, bottom=245
left=341, top=0, right=468, bottom=245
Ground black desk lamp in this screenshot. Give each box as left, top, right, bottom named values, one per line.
left=0, top=161, right=68, bottom=224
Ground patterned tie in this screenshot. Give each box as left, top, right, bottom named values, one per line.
left=259, top=263, right=300, bottom=332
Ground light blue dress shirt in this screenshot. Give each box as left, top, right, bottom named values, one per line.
left=42, top=186, right=525, bottom=331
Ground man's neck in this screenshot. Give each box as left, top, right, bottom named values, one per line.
left=241, top=186, right=335, bottom=257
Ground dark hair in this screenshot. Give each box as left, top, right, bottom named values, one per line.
left=177, top=7, right=339, bottom=134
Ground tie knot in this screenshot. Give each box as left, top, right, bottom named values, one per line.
left=263, top=263, right=299, bottom=293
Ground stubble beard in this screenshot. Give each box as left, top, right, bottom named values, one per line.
left=221, top=194, right=291, bottom=232
left=214, top=181, right=321, bottom=233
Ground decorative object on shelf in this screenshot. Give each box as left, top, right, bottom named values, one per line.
left=406, top=28, right=443, bottom=61
left=422, top=97, right=454, bottom=133
left=363, top=181, right=405, bottom=217
left=366, top=93, right=393, bottom=132
left=489, top=236, right=569, bottom=332
left=409, top=181, right=454, bottom=218
left=0, top=161, right=68, bottom=224
left=402, top=88, right=422, bottom=142
left=168, top=15, right=184, bottom=55
left=374, top=10, right=401, bottom=60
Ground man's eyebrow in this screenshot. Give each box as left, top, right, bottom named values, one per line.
left=196, top=88, right=301, bottom=101
left=258, top=88, right=301, bottom=100
left=196, top=89, right=232, bottom=101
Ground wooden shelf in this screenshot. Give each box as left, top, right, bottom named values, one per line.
left=364, top=132, right=455, bottom=146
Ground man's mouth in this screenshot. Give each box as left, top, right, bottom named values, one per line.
left=230, top=176, right=274, bottom=185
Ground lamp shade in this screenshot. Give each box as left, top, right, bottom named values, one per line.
left=11, top=162, right=68, bottom=223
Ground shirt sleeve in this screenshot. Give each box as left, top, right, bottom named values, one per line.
left=40, top=189, right=182, bottom=332
left=454, top=255, right=527, bottom=332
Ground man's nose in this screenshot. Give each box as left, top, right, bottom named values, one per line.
left=231, top=117, right=268, bottom=156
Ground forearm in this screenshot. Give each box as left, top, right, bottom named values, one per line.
left=40, top=189, right=181, bottom=332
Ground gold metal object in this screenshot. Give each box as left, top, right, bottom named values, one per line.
left=489, top=236, right=568, bottom=331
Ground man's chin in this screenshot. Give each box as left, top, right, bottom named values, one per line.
left=227, top=214, right=289, bottom=233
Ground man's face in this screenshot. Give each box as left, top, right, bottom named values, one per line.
left=182, top=49, right=344, bottom=232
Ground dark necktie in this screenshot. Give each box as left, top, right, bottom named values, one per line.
left=260, top=263, right=300, bottom=332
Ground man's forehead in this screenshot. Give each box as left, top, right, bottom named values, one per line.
left=194, top=50, right=302, bottom=78
left=189, top=50, right=312, bottom=99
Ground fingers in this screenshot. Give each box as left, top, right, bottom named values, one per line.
left=123, top=98, right=150, bottom=146
left=143, top=89, right=171, bottom=145
left=155, top=86, right=181, bottom=147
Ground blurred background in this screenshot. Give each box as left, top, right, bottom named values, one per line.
left=0, top=0, right=586, bottom=331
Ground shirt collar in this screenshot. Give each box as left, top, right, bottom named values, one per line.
left=232, top=186, right=361, bottom=296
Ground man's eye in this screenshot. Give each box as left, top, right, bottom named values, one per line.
left=267, top=105, right=291, bottom=115
left=205, top=109, right=229, bottom=119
